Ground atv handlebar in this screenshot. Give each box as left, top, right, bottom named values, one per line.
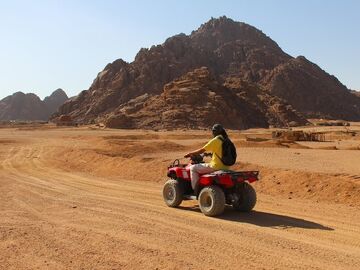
left=184, top=152, right=212, bottom=158
left=169, top=153, right=212, bottom=168
left=172, top=159, right=180, bottom=167
left=185, top=153, right=212, bottom=164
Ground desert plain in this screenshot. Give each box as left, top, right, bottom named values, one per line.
left=1, top=123, right=360, bottom=269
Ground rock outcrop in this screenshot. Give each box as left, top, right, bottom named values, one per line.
left=54, top=16, right=360, bottom=129
left=105, top=67, right=307, bottom=129
left=0, top=89, right=68, bottom=121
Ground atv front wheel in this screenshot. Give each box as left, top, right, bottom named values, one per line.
left=232, top=182, right=257, bottom=212
left=198, top=185, right=225, bottom=217
left=163, top=179, right=183, bottom=207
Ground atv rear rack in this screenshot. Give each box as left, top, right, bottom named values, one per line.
left=208, top=170, right=258, bottom=178
left=203, top=170, right=260, bottom=182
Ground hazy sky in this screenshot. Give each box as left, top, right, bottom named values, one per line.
left=0, top=0, right=359, bottom=100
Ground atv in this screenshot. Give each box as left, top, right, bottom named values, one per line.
left=162, top=154, right=259, bottom=217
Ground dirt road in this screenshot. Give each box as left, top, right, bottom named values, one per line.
left=1, top=128, right=360, bottom=269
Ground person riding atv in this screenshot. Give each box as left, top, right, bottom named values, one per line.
left=184, top=124, right=235, bottom=195
left=164, top=125, right=258, bottom=216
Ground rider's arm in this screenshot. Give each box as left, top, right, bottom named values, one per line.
left=185, top=136, right=219, bottom=158
left=184, top=148, right=205, bottom=158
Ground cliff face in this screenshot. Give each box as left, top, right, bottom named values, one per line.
left=54, top=16, right=360, bottom=129
left=0, top=89, right=68, bottom=121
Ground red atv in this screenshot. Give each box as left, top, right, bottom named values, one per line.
left=163, top=154, right=259, bottom=216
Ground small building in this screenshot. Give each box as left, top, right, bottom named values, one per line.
left=272, top=130, right=326, bottom=142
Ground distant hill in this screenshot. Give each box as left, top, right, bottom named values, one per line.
left=54, top=16, right=360, bottom=129
left=351, top=90, right=360, bottom=97
left=0, top=89, right=68, bottom=121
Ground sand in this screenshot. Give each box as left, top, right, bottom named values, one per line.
left=0, top=125, right=360, bottom=269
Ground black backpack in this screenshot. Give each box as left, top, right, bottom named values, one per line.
left=217, top=136, right=237, bottom=166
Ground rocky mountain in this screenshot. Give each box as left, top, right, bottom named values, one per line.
left=262, top=57, right=360, bottom=120
left=54, top=16, right=360, bottom=129
left=0, top=89, right=68, bottom=121
left=105, top=67, right=307, bottom=129
left=43, top=89, right=68, bottom=114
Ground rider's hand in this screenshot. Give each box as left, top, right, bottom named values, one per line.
left=184, top=153, right=191, bottom=158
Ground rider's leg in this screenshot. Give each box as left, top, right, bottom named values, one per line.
left=190, top=163, right=215, bottom=192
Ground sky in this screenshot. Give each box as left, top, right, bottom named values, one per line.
left=0, top=0, right=359, bottom=100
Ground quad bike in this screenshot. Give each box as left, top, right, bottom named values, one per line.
left=162, top=154, right=259, bottom=217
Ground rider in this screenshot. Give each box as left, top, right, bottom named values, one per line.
left=184, top=124, right=230, bottom=194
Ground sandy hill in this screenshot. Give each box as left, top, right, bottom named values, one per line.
left=54, top=16, right=360, bottom=128
left=0, top=89, right=68, bottom=121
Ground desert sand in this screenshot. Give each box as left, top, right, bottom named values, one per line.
left=1, top=124, right=360, bottom=269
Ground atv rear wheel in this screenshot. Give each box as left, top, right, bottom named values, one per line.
left=198, top=185, right=225, bottom=217
left=163, top=179, right=183, bottom=207
left=232, top=182, right=257, bottom=212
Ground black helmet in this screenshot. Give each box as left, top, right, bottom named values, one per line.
left=211, top=123, right=224, bottom=137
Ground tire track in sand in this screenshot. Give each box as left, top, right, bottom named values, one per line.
left=1, top=142, right=360, bottom=269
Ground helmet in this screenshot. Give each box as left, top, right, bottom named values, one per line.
left=211, top=123, right=224, bottom=137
